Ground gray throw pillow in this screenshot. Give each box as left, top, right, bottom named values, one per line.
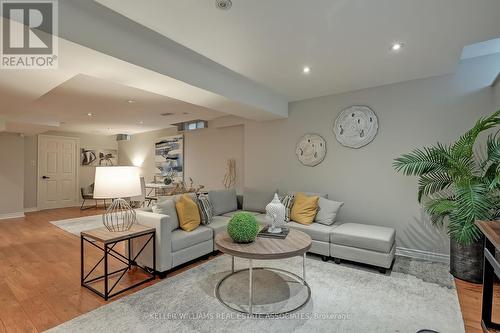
left=314, top=197, right=344, bottom=225
left=152, top=199, right=179, bottom=231
left=208, top=188, right=238, bottom=215
left=243, top=187, right=278, bottom=213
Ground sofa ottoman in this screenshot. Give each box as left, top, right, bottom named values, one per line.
left=287, top=221, right=335, bottom=259
left=330, top=223, right=395, bottom=273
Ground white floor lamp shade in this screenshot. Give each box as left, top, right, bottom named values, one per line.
left=94, top=166, right=142, bottom=232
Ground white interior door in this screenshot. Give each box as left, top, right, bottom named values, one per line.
left=38, top=135, right=79, bottom=209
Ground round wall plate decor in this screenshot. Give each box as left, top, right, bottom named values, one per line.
left=333, top=105, right=378, bottom=148
left=295, top=134, right=326, bottom=167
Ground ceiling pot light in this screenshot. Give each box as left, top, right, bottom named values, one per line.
left=303, top=66, right=311, bottom=74
left=391, top=42, right=404, bottom=51
left=87, top=113, right=94, bottom=117
left=139, top=121, right=144, bottom=124
left=127, top=99, right=135, bottom=104
left=215, top=0, right=232, bottom=10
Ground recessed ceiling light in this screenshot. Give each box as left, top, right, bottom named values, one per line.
left=127, top=99, right=135, bottom=104
left=391, top=42, right=404, bottom=51
left=87, top=113, right=94, bottom=117
left=139, top=121, right=144, bottom=124
left=303, top=66, right=311, bottom=74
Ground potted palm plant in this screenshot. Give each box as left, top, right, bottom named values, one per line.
left=393, top=110, right=500, bottom=283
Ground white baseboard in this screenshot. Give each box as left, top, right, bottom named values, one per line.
left=37, top=203, right=83, bottom=211
left=396, top=247, right=450, bottom=264
left=0, top=212, right=25, bottom=220
left=24, top=207, right=38, bottom=213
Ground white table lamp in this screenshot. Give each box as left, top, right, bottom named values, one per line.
left=94, top=166, right=142, bottom=232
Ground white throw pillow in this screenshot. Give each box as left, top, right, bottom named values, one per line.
left=152, top=199, right=179, bottom=230
left=314, top=197, right=344, bottom=225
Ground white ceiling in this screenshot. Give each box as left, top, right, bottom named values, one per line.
left=0, top=20, right=259, bottom=135
left=0, top=12, right=292, bottom=136
left=97, top=0, right=500, bottom=101
left=28, top=74, right=224, bottom=135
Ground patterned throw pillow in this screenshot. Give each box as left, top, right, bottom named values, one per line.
left=197, top=194, right=214, bottom=225
left=280, top=194, right=295, bottom=222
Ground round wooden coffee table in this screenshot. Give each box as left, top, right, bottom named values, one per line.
left=215, top=229, right=312, bottom=316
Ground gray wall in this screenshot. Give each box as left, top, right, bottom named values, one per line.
left=23, top=135, right=38, bottom=209
left=494, top=77, right=500, bottom=110
left=118, top=127, right=178, bottom=182
left=118, top=123, right=245, bottom=193
left=0, top=133, right=24, bottom=215
left=23, top=131, right=118, bottom=208
left=184, top=125, right=244, bottom=192
left=245, top=54, right=500, bottom=255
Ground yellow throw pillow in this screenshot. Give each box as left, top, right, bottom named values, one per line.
left=290, top=192, right=319, bottom=225
left=175, top=194, right=201, bottom=232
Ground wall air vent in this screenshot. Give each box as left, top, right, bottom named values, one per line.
left=116, top=134, right=131, bottom=141
left=174, top=120, right=208, bottom=132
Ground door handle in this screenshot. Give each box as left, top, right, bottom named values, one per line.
left=42, top=176, right=50, bottom=179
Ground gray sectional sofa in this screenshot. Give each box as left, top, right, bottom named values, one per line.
left=133, top=188, right=396, bottom=278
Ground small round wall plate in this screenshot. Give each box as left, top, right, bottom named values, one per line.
left=295, top=134, right=327, bottom=167
left=333, top=105, right=378, bottom=148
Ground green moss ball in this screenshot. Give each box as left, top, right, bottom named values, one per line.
left=227, top=212, right=259, bottom=243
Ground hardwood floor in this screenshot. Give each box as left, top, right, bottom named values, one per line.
left=456, top=278, right=500, bottom=333
left=0, top=207, right=497, bottom=332
left=0, top=207, right=216, bottom=332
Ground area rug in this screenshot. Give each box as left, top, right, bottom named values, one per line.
left=50, top=215, right=103, bottom=236
left=46, top=254, right=464, bottom=333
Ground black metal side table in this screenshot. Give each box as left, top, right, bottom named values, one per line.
left=81, top=224, right=156, bottom=301
left=476, top=220, right=500, bottom=332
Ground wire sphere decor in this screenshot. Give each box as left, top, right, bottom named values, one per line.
left=102, top=198, right=137, bottom=232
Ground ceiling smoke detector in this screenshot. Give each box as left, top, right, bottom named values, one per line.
left=215, top=0, right=232, bottom=10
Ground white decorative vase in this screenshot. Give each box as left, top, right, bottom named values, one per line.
left=265, top=193, right=286, bottom=233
